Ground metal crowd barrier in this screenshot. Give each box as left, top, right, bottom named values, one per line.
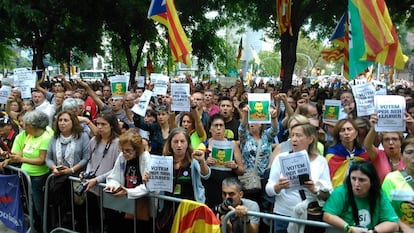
left=42, top=174, right=337, bottom=233
left=4, top=165, right=34, bottom=233
left=221, top=209, right=334, bottom=233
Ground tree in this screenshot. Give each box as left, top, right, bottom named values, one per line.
left=102, top=0, right=157, bottom=87
left=0, top=0, right=104, bottom=71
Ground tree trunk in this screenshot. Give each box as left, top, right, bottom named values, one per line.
left=280, top=31, right=299, bottom=93
left=31, top=42, right=45, bottom=71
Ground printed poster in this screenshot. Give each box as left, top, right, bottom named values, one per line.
left=147, top=155, right=173, bottom=193
left=323, top=99, right=341, bottom=122
left=13, top=68, right=36, bottom=88
left=374, top=95, right=405, bottom=132
left=0, top=174, right=26, bottom=233
left=351, top=83, right=376, bottom=116
left=389, top=190, right=414, bottom=226
left=0, top=85, right=11, bottom=104
left=131, top=90, right=153, bottom=117
left=109, top=75, right=128, bottom=99
left=137, top=76, right=145, bottom=88
left=171, top=83, right=190, bottom=112
left=210, top=140, right=234, bottom=171
left=278, top=150, right=311, bottom=189
left=150, top=73, right=169, bottom=96
left=248, top=93, right=271, bottom=124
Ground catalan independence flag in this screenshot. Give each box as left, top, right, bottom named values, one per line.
left=321, top=47, right=344, bottom=62
left=276, top=0, right=292, bottom=36
left=148, top=0, right=192, bottom=65
left=171, top=199, right=220, bottom=233
left=352, top=0, right=408, bottom=70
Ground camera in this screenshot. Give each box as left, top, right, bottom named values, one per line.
left=215, top=198, right=233, bottom=215
left=74, top=172, right=96, bottom=195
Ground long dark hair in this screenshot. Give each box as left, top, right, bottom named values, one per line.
left=95, top=110, right=122, bottom=144
left=163, top=127, right=193, bottom=164
left=345, top=160, right=380, bottom=225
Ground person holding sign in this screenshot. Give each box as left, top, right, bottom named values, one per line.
left=323, top=161, right=398, bottom=233
left=364, top=112, right=410, bottom=184
left=105, top=128, right=152, bottom=232
left=382, top=138, right=414, bottom=232
left=326, top=119, right=370, bottom=189
left=204, top=114, right=244, bottom=209
left=154, top=127, right=210, bottom=233
left=179, top=105, right=206, bottom=150
left=265, top=123, right=332, bottom=233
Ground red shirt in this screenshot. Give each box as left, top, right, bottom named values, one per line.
left=84, top=96, right=97, bottom=121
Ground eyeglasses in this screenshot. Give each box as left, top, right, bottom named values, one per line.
left=383, top=137, right=399, bottom=143
left=122, top=149, right=135, bottom=155
left=404, top=149, right=414, bottom=156
left=194, top=98, right=203, bottom=101
left=212, top=123, right=224, bottom=128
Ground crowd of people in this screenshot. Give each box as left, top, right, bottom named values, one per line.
left=0, top=72, right=414, bottom=233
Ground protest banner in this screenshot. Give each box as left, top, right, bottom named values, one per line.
left=171, top=83, right=190, bottom=112
left=248, top=93, right=271, bottom=124
left=351, top=83, right=376, bottom=116
left=374, top=95, right=405, bottom=132
left=278, top=150, right=311, bottom=189
left=131, top=90, right=153, bottom=117
left=210, top=140, right=234, bottom=171
left=150, top=74, right=169, bottom=96
left=0, top=85, right=11, bottom=104
left=109, top=75, right=128, bottom=99
left=0, top=174, right=25, bottom=233
left=147, top=155, right=173, bottom=193
left=323, top=99, right=341, bottom=122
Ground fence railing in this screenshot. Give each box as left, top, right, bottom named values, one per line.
left=4, top=165, right=34, bottom=233
left=1, top=170, right=340, bottom=233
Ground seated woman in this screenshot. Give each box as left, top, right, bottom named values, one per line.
left=104, top=128, right=152, bottom=232
left=323, top=160, right=399, bottom=233
left=382, top=138, right=414, bottom=232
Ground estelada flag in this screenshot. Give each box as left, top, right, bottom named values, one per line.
left=148, top=0, right=192, bottom=65
left=171, top=199, right=220, bottom=233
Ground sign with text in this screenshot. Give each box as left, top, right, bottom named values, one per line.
left=351, top=83, right=376, bottom=116
left=131, top=90, right=153, bottom=117
left=278, top=150, right=311, bottom=189
left=171, top=83, right=190, bottom=112
left=374, top=95, right=405, bottom=132
left=0, top=85, right=11, bottom=104
left=147, top=155, right=173, bottom=192
left=150, top=74, right=169, bottom=96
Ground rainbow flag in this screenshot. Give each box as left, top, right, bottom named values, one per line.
left=148, top=0, right=192, bottom=65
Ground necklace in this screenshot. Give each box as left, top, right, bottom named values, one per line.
left=389, top=158, right=400, bottom=167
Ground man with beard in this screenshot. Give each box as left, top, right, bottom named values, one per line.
left=219, top=96, right=240, bottom=141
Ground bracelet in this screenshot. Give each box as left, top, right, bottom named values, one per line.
left=71, top=168, right=75, bottom=174
left=343, top=223, right=349, bottom=232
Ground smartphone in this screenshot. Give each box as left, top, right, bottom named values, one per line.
left=56, top=165, right=65, bottom=171
left=298, top=174, right=310, bottom=185
left=104, top=189, right=114, bottom=193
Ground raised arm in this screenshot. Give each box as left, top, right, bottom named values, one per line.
left=76, top=79, right=105, bottom=110
left=364, top=113, right=378, bottom=161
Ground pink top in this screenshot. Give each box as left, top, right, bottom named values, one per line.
left=207, top=104, right=220, bottom=116
left=372, top=149, right=405, bottom=184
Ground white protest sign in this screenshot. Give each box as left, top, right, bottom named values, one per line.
left=0, top=86, right=11, bottom=104
left=131, top=90, right=153, bottom=117
left=374, top=95, right=405, bottom=132
left=151, top=74, right=169, bottom=96
left=147, top=155, right=173, bottom=192
left=137, top=76, right=145, bottom=88
left=351, top=83, right=376, bottom=116
left=13, top=68, right=37, bottom=88
left=171, top=83, right=190, bottom=112
left=278, top=150, right=311, bottom=189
